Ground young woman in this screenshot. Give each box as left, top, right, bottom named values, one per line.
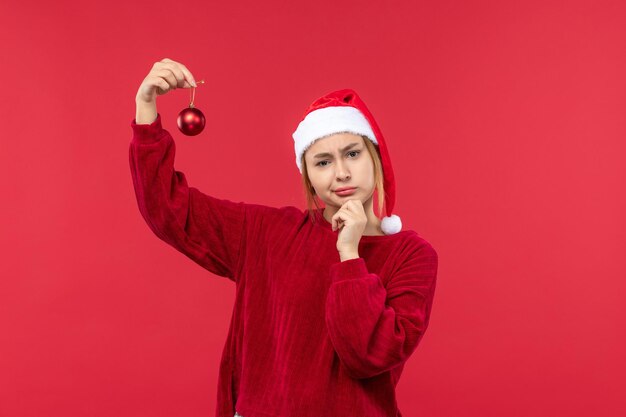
left=130, top=58, right=438, bottom=417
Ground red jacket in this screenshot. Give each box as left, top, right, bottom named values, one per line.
left=129, top=113, right=439, bottom=417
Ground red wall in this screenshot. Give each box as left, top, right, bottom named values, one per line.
left=0, top=0, right=624, bottom=416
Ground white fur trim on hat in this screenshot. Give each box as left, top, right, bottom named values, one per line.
left=381, top=214, right=402, bottom=235
left=292, top=106, right=378, bottom=173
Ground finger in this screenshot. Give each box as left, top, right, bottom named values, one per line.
left=337, top=208, right=353, bottom=221
left=342, top=201, right=353, bottom=213
left=332, top=210, right=348, bottom=231
left=332, top=212, right=341, bottom=231
left=177, top=62, right=197, bottom=87
left=154, top=68, right=178, bottom=89
left=158, top=59, right=196, bottom=87
left=154, top=77, right=170, bottom=95
left=153, top=62, right=183, bottom=88
left=346, top=199, right=361, bottom=210
left=159, top=63, right=186, bottom=88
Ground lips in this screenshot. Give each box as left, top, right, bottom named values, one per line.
left=335, top=187, right=356, bottom=196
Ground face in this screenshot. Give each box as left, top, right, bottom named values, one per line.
left=304, top=133, right=376, bottom=210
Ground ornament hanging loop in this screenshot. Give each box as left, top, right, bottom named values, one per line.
left=189, top=79, right=205, bottom=108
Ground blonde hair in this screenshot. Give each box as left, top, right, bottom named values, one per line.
left=301, top=135, right=385, bottom=225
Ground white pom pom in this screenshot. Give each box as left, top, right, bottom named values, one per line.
left=381, top=214, right=402, bottom=235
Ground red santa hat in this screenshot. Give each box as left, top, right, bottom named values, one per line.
left=292, top=88, right=402, bottom=235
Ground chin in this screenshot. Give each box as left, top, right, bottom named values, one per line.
left=332, top=197, right=364, bottom=206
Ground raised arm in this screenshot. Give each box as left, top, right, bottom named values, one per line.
left=129, top=59, right=246, bottom=282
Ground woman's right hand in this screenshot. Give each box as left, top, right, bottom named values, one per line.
left=136, top=58, right=197, bottom=104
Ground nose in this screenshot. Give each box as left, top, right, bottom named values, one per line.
left=335, top=159, right=351, bottom=181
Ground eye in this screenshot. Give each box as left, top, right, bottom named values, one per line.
left=315, top=151, right=361, bottom=167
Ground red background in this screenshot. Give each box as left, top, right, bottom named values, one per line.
left=1, top=1, right=625, bottom=416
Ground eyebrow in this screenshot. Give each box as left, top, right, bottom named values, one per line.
left=313, top=143, right=361, bottom=159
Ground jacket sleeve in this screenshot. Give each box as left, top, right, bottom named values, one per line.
left=129, top=113, right=247, bottom=282
left=324, top=241, right=438, bottom=379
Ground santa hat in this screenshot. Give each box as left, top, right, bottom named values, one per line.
left=292, top=88, right=402, bottom=235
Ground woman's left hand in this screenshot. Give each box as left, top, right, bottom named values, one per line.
left=332, top=199, right=367, bottom=254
